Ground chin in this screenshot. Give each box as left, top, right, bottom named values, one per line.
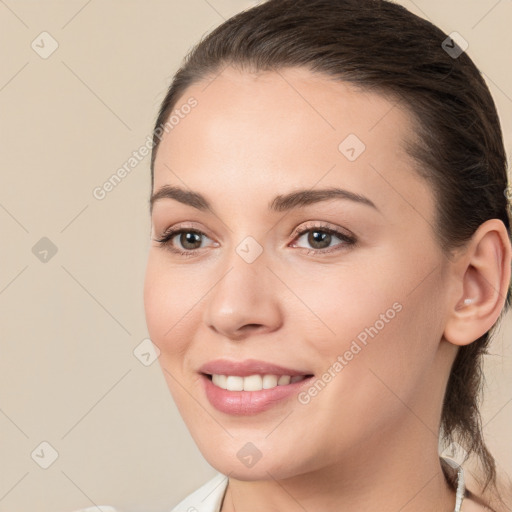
left=196, top=438, right=314, bottom=482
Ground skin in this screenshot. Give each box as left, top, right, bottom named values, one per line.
left=144, top=66, right=511, bottom=512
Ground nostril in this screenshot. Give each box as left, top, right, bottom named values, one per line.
left=242, top=324, right=264, bottom=332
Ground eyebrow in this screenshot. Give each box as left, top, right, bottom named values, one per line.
left=149, top=185, right=379, bottom=214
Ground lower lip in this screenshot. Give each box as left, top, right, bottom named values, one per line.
left=202, top=374, right=313, bottom=415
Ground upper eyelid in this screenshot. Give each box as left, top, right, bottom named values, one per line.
left=155, top=221, right=211, bottom=237
left=292, top=221, right=353, bottom=236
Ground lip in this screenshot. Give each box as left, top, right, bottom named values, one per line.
left=199, top=358, right=310, bottom=377
left=198, top=359, right=314, bottom=415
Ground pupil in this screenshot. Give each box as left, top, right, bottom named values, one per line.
left=182, top=232, right=201, bottom=249
left=309, top=230, right=330, bottom=249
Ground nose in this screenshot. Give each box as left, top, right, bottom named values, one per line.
left=203, top=250, right=284, bottom=341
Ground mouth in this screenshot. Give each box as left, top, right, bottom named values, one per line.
left=198, top=359, right=314, bottom=415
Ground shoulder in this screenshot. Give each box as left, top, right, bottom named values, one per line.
left=170, top=473, right=229, bottom=512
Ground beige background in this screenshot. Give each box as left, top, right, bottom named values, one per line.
left=0, top=1, right=510, bottom=511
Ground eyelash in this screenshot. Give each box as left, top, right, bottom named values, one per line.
left=153, top=222, right=357, bottom=258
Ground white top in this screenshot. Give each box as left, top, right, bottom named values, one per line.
left=169, top=459, right=466, bottom=512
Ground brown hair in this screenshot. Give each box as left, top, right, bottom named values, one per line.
left=150, top=0, right=511, bottom=501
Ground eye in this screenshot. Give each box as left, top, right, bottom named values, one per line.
left=153, top=227, right=216, bottom=256
left=153, top=222, right=356, bottom=257
left=290, top=222, right=356, bottom=254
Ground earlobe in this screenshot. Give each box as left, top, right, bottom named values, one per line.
left=444, top=219, right=511, bottom=347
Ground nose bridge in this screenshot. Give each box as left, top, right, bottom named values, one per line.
left=203, top=237, right=283, bottom=338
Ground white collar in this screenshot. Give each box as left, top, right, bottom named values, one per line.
left=170, top=472, right=228, bottom=512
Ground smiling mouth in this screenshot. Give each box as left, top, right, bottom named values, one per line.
left=204, top=373, right=313, bottom=391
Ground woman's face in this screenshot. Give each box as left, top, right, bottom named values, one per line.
left=144, top=67, right=455, bottom=480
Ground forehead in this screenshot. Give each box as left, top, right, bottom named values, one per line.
left=153, top=66, right=433, bottom=221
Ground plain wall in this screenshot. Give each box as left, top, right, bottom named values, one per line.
left=0, top=1, right=510, bottom=511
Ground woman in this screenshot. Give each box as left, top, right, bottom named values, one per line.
left=144, top=0, right=512, bottom=510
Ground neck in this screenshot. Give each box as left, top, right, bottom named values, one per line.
left=221, top=419, right=456, bottom=512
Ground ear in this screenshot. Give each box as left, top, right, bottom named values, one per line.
left=444, top=219, right=511, bottom=346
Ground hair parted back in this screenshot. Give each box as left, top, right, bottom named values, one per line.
left=151, top=0, right=512, bottom=496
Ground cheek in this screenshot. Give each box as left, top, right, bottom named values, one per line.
left=315, top=272, right=445, bottom=426
left=143, top=258, right=200, bottom=412
left=143, top=257, right=171, bottom=345
left=290, top=304, right=440, bottom=469
left=295, top=253, right=445, bottom=410
left=143, top=253, right=204, bottom=355
left=144, top=254, right=193, bottom=370
left=284, top=261, right=405, bottom=359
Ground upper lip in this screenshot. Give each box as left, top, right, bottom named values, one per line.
left=199, top=359, right=312, bottom=377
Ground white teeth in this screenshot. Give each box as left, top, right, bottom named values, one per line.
left=210, top=374, right=307, bottom=391
left=262, top=374, right=278, bottom=389
left=225, top=376, right=244, bottom=391
left=277, top=375, right=291, bottom=386
left=212, top=374, right=227, bottom=388
left=243, top=375, right=262, bottom=391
